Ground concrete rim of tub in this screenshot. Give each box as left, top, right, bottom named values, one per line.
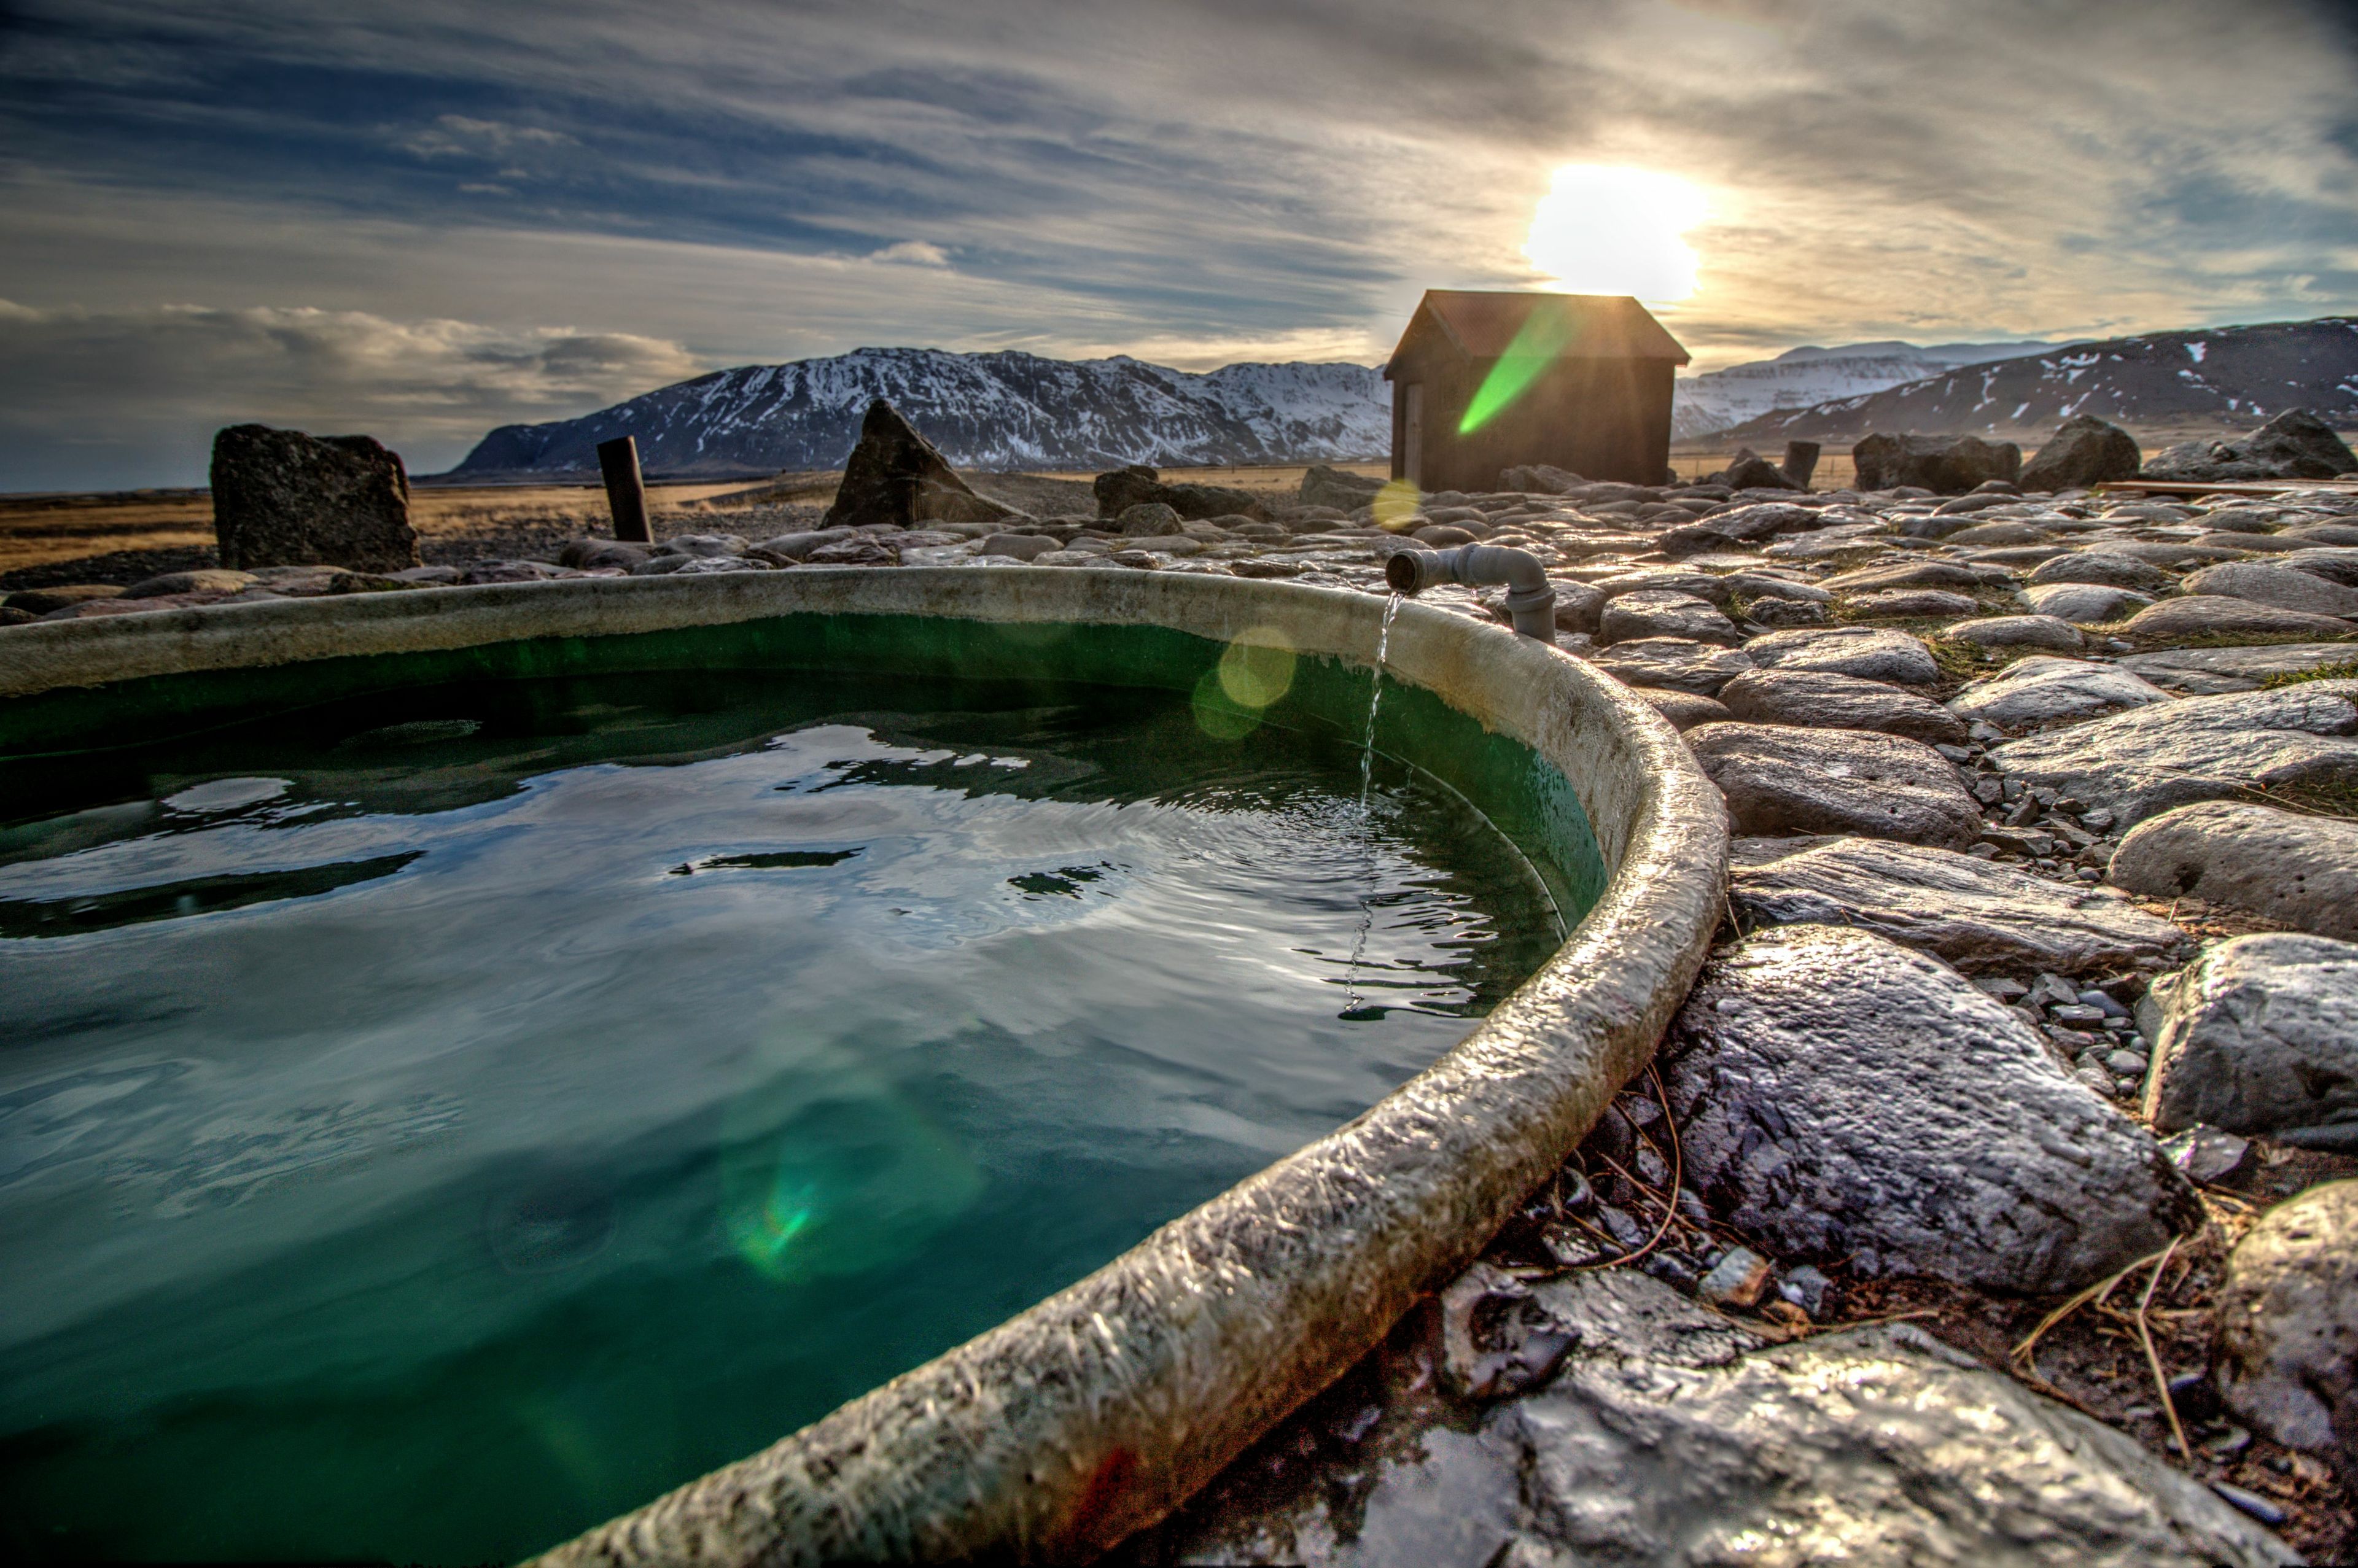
left=0, top=568, right=1729, bottom=1566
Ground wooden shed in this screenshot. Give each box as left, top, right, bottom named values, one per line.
left=1385, top=291, right=1690, bottom=492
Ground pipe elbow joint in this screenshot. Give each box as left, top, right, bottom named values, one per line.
left=1382, top=544, right=1557, bottom=644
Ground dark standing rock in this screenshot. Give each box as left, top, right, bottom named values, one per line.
left=1851, top=432, right=2023, bottom=494
left=1685, top=722, right=1984, bottom=847
left=1092, top=464, right=1269, bottom=522
left=1298, top=464, right=1384, bottom=512
left=1712, top=446, right=1804, bottom=492
left=2144, top=409, right=2358, bottom=483
left=1730, top=837, right=2181, bottom=974
left=2020, top=415, right=2145, bottom=492
left=823, top=400, right=1019, bottom=529
left=1717, top=667, right=1968, bottom=745
left=2108, top=802, right=2358, bottom=940
left=210, top=424, right=420, bottom=572
left=2140, top=933, right=2358, bottom=1146
left=1661, top=925, right=2201, bottom=1292
left=2216, top=1181, right=2358, bottom=1481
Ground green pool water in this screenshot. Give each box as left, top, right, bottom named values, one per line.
left=0, top=643, right=1603, bottom=1566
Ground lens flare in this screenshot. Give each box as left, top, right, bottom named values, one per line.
left=1194, top=629, right=1297, bottom=739
left=1522, top=164, right=1707, bottom=303
left=1371, top=479, right=1424, bottom=530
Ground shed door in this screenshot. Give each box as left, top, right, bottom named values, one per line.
left=1402, top=383, right=1423, bottom=487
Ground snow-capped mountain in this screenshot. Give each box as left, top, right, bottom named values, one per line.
left=445, top=348, right=1390, bottom=478
left=1671, top=340, right=2061, bottom=440
left=1711, top=317, right=2358, bottom=444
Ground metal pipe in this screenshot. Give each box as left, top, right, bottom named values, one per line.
left=1384, top=544, right=1557, bottom=643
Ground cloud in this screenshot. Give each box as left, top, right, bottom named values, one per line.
left=0, top=0, right=2354, bottom=484
left=0, top=300, right=701, bottom=488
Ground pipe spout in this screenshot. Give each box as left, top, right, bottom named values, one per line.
left=1383, top=544, right=1557, bottom=644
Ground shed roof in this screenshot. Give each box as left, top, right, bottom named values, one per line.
left=1387, top=290, right=1691, bottom=373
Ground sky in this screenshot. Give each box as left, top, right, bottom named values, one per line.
left=2, top=0, right=2356, bottom=489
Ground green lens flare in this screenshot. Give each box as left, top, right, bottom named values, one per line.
left=1457, top=306, right=1576, bottom=435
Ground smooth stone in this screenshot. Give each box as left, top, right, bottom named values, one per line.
left=1720, top=572, right=1831, bottom=604
left=2118, top=596, right=2356, bottom=644
left=3, top=584, right=125, bottom=614
left=1942, top=613, right=2084, bottom=651
left=1592, top=568, right=1733, bottom=607
left=1598, top=589, right=1741, bottom=648
left=1842, top=588, right=1979, bottom=619
left=978, top=532, right=1062, bottom=561
left=2024, top=582, right=2153, bottom=623
left=1731, top=837, right=2181, bottom=975
left=1686, top=723, right=1982, bottom=847
left=1587, top=638, right=1755, bottom=696
left=121, top=568, right=259, bottom=598
left=1948, top=656, right=2172, bottom=726
left=2109, top=801, right=2358, bottom=940
left=1824, top=559, right=1990, bottom=592
left=2117, top=643, right=2358, bottom=694
left=1660, top=925, right=2200, bottom=1292
left=2027, top=552, right=2173, bottom=592
left=1628, top=687, right=1733, bottom=731
left=1945, top=521, right=2058, bottom=546
left=1742, top=626, right=1941, bottom=685
left=1988, top=681, right=2358, bottom=826
left=2141, top=933, right=2358, bottom=1145
left=2282, top=546, right=2358, bottom=587
left=2182, top=561, right=2358, bottom=618
left=1717, top=668, right=1966, bottom=745
left=2217, top=1181, right=2358, bottom=1469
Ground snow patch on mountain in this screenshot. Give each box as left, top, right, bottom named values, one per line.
left=1672, top=340, right=2062, bottom=440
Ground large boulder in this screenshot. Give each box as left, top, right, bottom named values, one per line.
left=1686, top=723, right=1983, bottom=847
left=1948, top=656, right=2171, bottom=727
left=2216, top=1181, right=2358, bottom=1480
left=2140, top=933, right=2358, bottom=1147
left=2108, top=801, right=2358, bottom=939
left=823, top=400, right=1019, bottom=529
left=1731, top=837, right=2180, bottom=974
left=2144, top=409, right=2358, bottom=483
left=1660, top=925, right=2201, bottom=1292
left=1707, top=446, right=1804, bottom=492
left=1092, top=464, right=1269, bottom=522
left=2020, top=414, right=2145, bottom=492
left=1851, top=432, right=2022, bottom=494
left=209, top=424, right=420, bottom=572
left=1986, top=680, right=2358, bottom=826
left=1298, top=464, right=1384, bottom=511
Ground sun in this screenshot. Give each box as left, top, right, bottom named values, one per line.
left=1523, top=165, right=1708, bottom=304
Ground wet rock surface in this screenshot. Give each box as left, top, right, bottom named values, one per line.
left=1659, top=924, right=2200, bottom=1293
left=2109, top=801, right=2358, bottom=939
left=1687, top=721, right=1983, bottom=846
left=2142, top=934, right=2358, bottom=1147
left=1731, top=836, right=2181, bottom=974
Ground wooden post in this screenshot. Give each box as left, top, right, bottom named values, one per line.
left=1781, top=440, right=1821, bottom=489
left=597, top=436, right=653, bottom=543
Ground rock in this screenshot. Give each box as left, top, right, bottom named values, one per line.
left=1587, top=638, right=1755, bottom=696
left=1745, top=597, right=1828, bottom=628
left=1941, top=613, right=2084, bottom=651
left=1662, top=925, right=2200, bottom=1291
left=2117, top=595, right=2356, bottom=644
left=209, top=423, right=420, bottom=572
left=1989, top=680, right=2358, bottom=826
left=0, top=606, right=33, bottom=626
left=1843, top=588, right=1980, bottom=619
left=1948, top=656, right=2172, bottom=726
left=1950, top=520, right=2061, bottom=546
left=1299, top=464, right=1384, bottom=511
left=1714, top=448, right=1804, bottom=492
left=1697, top=1246, right=1774, bottom=1308
left=1717, top=667, right=1967, bottom=745
left=2182, top=561, right=2358, bottom=619
left=1824, top=559, right=1990, bottom=592
left=2026, top=551, right=2173, bottom=592
left=2283, top=546, right=2358, bottom=587
left=4, top=584, right=125, bottom=615
left=1116, top=502, right=1183, bottom=537
left=1092, top=464, right=1269, bottom=522
left=560, top=537, right=656, bottom=570
left=2160, top=1125, right=2254, bottom=1186
left=1150, top=1268, right=2291, bottom=1568
left=1742, top=626, right=1941, bottom=685
left=2142, top=933, right=2358, bottom=1146
left=2216, top=1180, right=2358, bottom=1475
left=120, top=568, right=259, bottom=598
left=1628, top=687, right=1733, bottom=731
left=2021, top=414, right=2146, bottom=491
left=1549, top=581, right=1607, bottom=637
left=2118, top=642, right=2358, bottom=694
left=2024, top=581, right=2153, bottom=623
left=2109, top=801, right=2358, bottom=939
left=653, top=532, right=752, bottom=559
left=1731, top=837, right=2181, bottom=974
left=1598, top=590, right=1741, bottom=647
left=2145, top=409, right=2358, bottom=483
left=1686, top=723, right=1982, bottom=847
left=822, top=400, right=1018, bottom=530
left=1851, top=432, right=2023, bottom=494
